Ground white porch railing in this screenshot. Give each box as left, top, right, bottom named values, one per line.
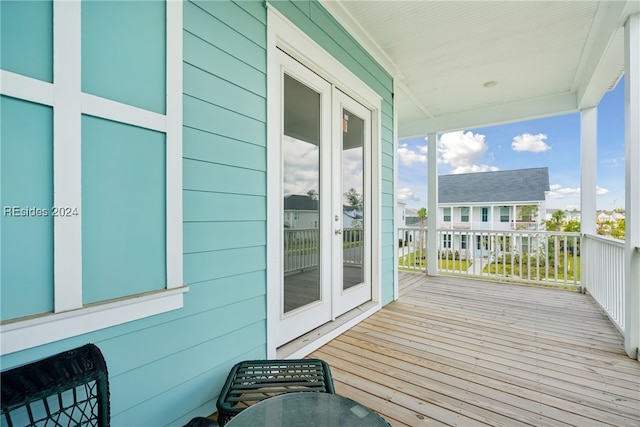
left=582, top=234, right=626, bottom=332
left=284, top=228, right=319, bottom=274
left=283, top=228, right=363, bottom=274
left=398, top=228, right=581, bottom=289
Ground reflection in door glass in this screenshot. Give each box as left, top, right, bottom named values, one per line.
left=342, top=108, right=365, bottom=290
left=282, top=74, right=321, bottom=313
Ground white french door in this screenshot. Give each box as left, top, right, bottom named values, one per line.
left=274, top=50, right=372, bottom=347
left=331, top=90, right=372, bottom=317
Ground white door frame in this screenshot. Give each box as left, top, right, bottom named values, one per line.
left=266, top=6, right=383, bottom=358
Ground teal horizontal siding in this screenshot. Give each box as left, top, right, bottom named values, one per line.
left=184, top=95, right=266, bottom=145
left=193, top=0, right=266, bottom=43
left=381, top=269, right=394, bottom=305
left=0, top=0, right=53, bottom=82
left=109, top=298, right=265, bottom=414
left=382, top=152, right=393, bottom=169
left=232, top=0, right=266, bottom=23
left=81, top=115, right=166, bottom=304
left=184, top=1, right=265, bottom=71
left=184, top=64, right=266, bottom=123
left=183, top=127, right=266, bottom=168
left=82, top=0, right=166, bottom=113
left=382, top=165, right=394, bottom=182
left=184, top=31, right=265, bottom=97
left=100, top=272, right=264, bottom=376
left=102, top=293, right=266, bottom=378
left=0, top=96, right=54, bottom=320
left=382, top=193, right=395, bottom=207
left=184, top=192, right=266, bottom=222
left=184, top=159, right=266, bottom=195
left=112, top=323, right=265, bottom=426
left=184, top=246, right=266, bottom=284
left=381, top=110, right=394, bottom=131
left=184, top=221, right=266, bottom=253
left=381, top=231, right=395, bottom=248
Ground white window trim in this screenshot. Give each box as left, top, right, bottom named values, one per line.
left=0, top=0, right=184, bottom=356
left=266, top=5, right=383, bottom=358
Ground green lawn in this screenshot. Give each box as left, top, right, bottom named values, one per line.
left=399, top=251, right=470, bottom=271
left=484, top=256, right=581, bottom=282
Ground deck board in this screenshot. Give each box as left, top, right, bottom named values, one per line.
left=309, top=272, right=640, bottom=426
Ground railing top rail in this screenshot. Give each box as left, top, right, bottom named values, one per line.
left=582, top=233, right=625, bottom=248
left=397, top=227, right=581, bottom=237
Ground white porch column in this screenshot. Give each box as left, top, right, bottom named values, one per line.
left=427, top=133, right=439, bottom=276
left=490, top=206, right=495, bottom=227
left=581, top=107, right=598, bottom=236
left=624, top=13, right=640, bottom=360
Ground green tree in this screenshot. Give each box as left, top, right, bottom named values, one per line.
left=611, top=218, right=625, bottom=240
left=417, top=207, right=427, bottom=229
left=544, top=210, right=565, bottom=268
left=344, top=188, right=362, bottom=208
left=306, top=189, right=318, bottom=200
left=545, top=210, right=564, bottom=231
left=564, top=219, right=580, bottom=233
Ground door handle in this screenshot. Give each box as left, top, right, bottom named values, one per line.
left=334, top=229, right=342, bottom=235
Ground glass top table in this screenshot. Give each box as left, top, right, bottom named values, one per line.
left=224, top=392, right=389, bottom=426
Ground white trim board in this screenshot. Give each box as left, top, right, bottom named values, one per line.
left=0, top=287, right=188, bottom=355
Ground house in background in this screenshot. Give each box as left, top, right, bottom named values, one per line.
left=284, top=194, right=319, bottom=229
left=438, top=167, right=550, bottom=231
left=437, top=167, right=550, bottom=257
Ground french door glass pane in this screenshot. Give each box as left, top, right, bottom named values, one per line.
left=341, top=108, right=364, bottom=290
left=282, top=74, right=321, bottom=313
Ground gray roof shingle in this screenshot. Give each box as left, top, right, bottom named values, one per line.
left=438, top=167, right=550, bottom=204
left=284, top=195, right=318, bottom=211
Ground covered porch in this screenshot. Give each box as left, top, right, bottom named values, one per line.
left=310, top=272, right=640, bottom=426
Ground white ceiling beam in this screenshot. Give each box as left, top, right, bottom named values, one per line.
left=399, top=92, right=577, bottom=138
left=574, top=1, right=637, bottom=109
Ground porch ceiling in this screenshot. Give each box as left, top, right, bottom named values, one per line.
left=321, top=0, right=640, bottom=137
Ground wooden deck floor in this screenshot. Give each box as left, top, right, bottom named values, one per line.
left=309, top=272, right=640, bottom=426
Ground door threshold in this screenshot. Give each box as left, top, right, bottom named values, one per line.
left=276, top=301, right=379, bottom=359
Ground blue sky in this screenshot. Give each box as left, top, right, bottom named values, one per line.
left=397, top=78, right=626, bottom=212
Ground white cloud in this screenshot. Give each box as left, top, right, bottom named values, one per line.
left=451, top=164, right=500, bottom=174
left=397, top=187, right=420, bottom=202
left=600, top=158, right=624, bottom=166
left=437, top=131, right=498, bottom=174
left=397, top=143, right=427, bottom=167
left=283, top=136, right=319, bottom=195
left=342, top=147, right=364, bottom=196
left=547, top=184, right=609, bottom=200
left=511, top=133, right=551, bottom=153
left=548, top=184, right=580, bottom=199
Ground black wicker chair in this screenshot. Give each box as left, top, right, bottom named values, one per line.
left=216, top=359, right=335, bottom=426
left=1, top=343, right=110, bottom=427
